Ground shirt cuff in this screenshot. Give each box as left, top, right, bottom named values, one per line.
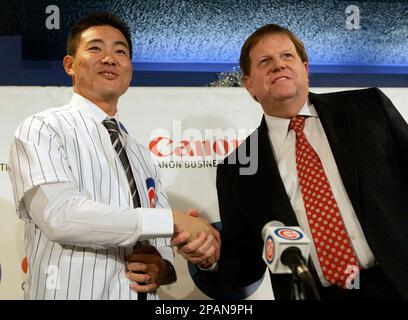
left=137, top=208, right=173, bottom=241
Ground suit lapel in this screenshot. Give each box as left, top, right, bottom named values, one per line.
left=309, top=92, right=361, bottom=216
left=254, top=117, right=299, bottom=226
left=254, top=92, right=362, bottom=226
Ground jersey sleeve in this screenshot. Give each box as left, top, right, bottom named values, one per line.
left=8, top=114, right=74, bottom=221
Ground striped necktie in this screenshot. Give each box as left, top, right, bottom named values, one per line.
left=103, top=118, right=147, bottom=300
left=289, top=115, right=360, bottom=289
left=102, top=118, right=141, bottom=208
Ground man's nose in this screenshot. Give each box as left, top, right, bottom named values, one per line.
left=101, top=54, right=116, bottom=66
left=271, top=58, right=286, bottom=72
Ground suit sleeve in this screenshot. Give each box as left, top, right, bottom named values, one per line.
left=375, top=88, right=408, bottom=181
left=204, top=163, right=266, bottom=292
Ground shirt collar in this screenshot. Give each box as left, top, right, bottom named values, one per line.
left=68, top=93, right=121, bottom=124
left=264, top=99, right=318, bottom=146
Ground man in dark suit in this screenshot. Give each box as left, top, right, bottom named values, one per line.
left=176, top=24, right=408, bottom=299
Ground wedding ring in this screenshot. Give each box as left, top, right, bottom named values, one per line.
left=137, top=274, right=151, bottom=285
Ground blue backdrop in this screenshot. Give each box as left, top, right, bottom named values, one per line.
left=0, top=0, right=407, bottom=86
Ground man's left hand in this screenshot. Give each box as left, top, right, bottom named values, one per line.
left=126, top=246, right=169, bottom=293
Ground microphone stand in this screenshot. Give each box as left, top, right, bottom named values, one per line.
left=291, top=276, right=306, bottom=300
left=291, top=274, right=320, bottom=300
left=282, top=248, right=321, bottom=300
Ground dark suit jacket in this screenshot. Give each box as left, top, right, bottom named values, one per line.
left=212, top=88, right=408, bottom=299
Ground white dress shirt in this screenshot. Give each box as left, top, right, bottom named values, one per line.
left=265, top=101, right=376, bottom=287
left=9, top=93, right=173, bottom=299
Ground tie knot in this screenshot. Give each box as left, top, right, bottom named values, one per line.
left=289, top=115, right=305, bottom=134
left=103, top=118, right=120, bottom=135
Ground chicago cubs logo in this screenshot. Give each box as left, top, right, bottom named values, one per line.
left=265, top=236, right=275, bottom=263
left=145, top=178, right=156, bottom=208
left=274, top=228, right=303, bottom=240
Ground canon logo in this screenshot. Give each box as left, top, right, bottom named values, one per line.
left=148, top=122, right=259, bottom=175
left=149, top=137, right=241, bottom=157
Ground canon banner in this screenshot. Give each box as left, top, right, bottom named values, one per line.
left=1, top=87, right=407, bottom=300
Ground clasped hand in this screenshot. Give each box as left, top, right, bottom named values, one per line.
left=126, top=246, right=168, bottom=293
left=171, top=209, right=220, bottom=268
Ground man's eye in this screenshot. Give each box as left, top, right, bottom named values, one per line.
left=259, top=58, right=269, bottom=65
left=89, top=47, right=101, bottom=52
left=116, top=49, right=127, bottom=55
left=283, top=53, right=293, bottom=58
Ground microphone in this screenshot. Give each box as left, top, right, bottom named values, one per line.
left=262, top=221, right=313, bottom=284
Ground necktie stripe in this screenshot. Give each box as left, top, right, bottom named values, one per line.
left=117, top=146, right=126, bottom=159
left=112, top=139, right=120, bottom=150
left=102, top=118, right=140, bottom=208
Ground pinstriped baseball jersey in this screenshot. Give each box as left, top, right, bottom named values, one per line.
left=8, top=93, right=173, bottom=300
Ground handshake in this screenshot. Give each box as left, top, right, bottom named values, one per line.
left=171, top=209, right=220, bottom=269
left=126, top=209, right=220, bottom=293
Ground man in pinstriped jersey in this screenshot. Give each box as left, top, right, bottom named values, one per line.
left=8, top=12, right=219, bottom=300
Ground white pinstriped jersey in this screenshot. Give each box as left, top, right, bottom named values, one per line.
left=8, top=93, right=173, bottom=300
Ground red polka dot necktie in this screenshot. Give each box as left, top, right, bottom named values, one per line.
left=289, top=115, right=360, bottom=288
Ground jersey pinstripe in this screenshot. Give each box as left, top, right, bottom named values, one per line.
left=9, top=94, right=172, bottom=300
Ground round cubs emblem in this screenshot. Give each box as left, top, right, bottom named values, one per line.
left=275, top=228, right=303, bottom=240
left=265, top=236, right=275, bottom=263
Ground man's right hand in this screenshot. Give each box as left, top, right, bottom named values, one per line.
left=171, top=210, right=220, bottom=267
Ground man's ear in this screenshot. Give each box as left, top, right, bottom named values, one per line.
left=242, top=75, right=253, bottom=96
left=303, top=61, right=309, bottom=73
left=243, top=75, right=258, bottom=102
left=303, top=61, right=309, bottom=85
left=63, top=55, right=75, bottom=77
